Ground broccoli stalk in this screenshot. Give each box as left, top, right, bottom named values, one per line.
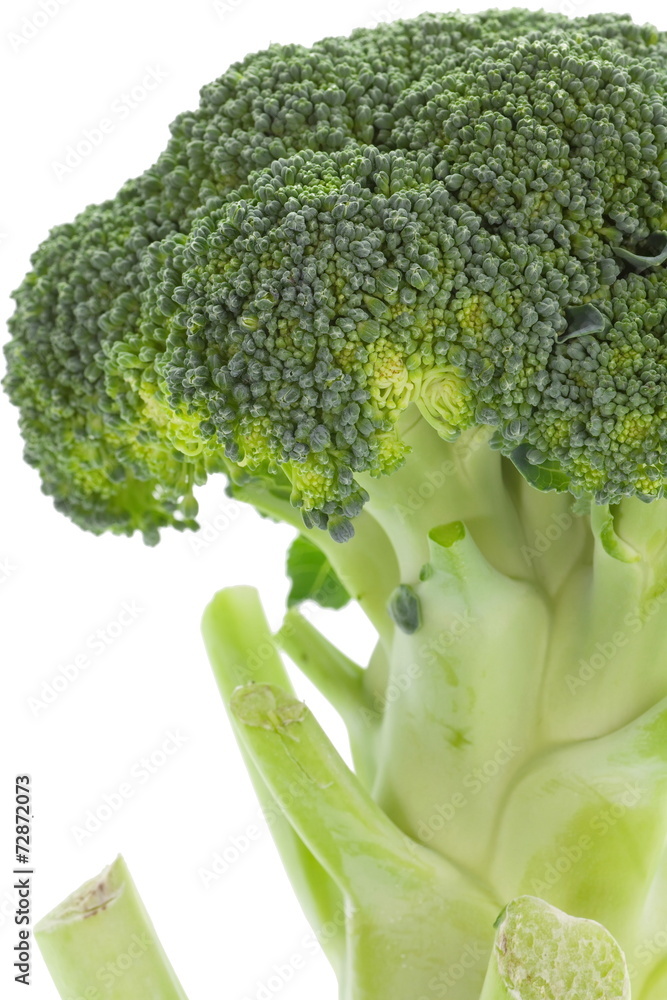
left=203, top=586, right=500, bottom=1000
left=201, top=414, right=667, bottom=999
left=9, top=7, right=667, bottom=999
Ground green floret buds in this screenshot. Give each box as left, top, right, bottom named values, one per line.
left=8, top=9, right=667, bottom=540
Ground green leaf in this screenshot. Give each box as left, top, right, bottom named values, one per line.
left=560, top=303, right=608, bottom=342
left=510, top=445, right=571, bottom=493
left=286, top=534, right=351, bottom=610
left=613, top=231, right=667, bottom=272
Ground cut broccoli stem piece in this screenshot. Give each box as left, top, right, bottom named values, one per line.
left=479, top=896, right=630, bottom=1000
left=35, top=855, right=188, bottom=1000
left=226, top=677, right=415, bottom=892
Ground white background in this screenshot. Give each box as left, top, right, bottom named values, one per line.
left=0, top=0, right=663, bottom=997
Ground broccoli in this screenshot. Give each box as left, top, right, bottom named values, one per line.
left=9, top=9, right=667, bottom=1000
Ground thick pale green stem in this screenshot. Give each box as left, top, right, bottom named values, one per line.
left=541, top=501, right=667, bottom=743
left=236, top=749, right=346, bottom=972
left=490, top=695, right=667, bottom=956
left=371, top=520, right=549, bottom=872
left=216, top=416, right=667, bottom=1000
left=203, top=586, right=501, bottom=1000
left=357, top=414, right=529, bottom=583
left=506, top=461, right=592, bottom=597
left=35, top=856, right=188, bottom=1000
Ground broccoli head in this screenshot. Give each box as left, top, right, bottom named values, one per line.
left=7, top=9, right=667, bottom=541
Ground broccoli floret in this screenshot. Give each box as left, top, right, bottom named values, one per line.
left=7, top=10, right=667, bottom=540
